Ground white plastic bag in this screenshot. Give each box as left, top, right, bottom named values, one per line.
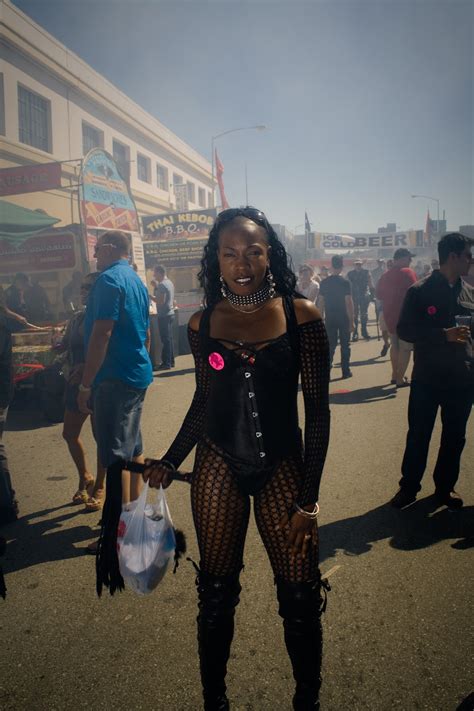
left=117, top=482, right=176, bottom=595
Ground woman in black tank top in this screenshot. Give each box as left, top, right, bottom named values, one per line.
left=145, top=208, right=331, bottom=711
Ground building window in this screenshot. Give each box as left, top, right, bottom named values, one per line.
left=137, top=153, right=151, bottom=183
left=198, top=187, right=206, bottom=208
left=187, top=181, right=195, bottom=203
left=156, top=163, right=168, bottom=190
left=173, top=173, right=183, bottom=187
left=208, top=191, right=214, bottom=208
left=113, top=139, right=130, bottom=183
left=82, top=122, right=103, bottom=154
left=18, top=85, right=51, bottom=152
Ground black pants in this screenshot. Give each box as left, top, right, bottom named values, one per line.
left=353, top=296, right=369, bottom=335
left=157, top=315, right=175, bottom=368
left=0, top=406, right=17, bottom=524
left=326, top=317, right=351, bottom=374
left=400, top=381, right=473, bottom=494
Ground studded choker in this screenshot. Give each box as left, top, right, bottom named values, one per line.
left=220, top=274, right=276, bottom=307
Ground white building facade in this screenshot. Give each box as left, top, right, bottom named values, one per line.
left=0, top=0, right=213, bottom=228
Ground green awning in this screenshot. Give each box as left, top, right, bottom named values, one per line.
left=0, top=200, right=61, bottom=241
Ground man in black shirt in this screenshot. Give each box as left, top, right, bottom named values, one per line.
left=347, top=260, right=374, bottom=341
left=391, top=232, right=473, bottom=509
left=319, top=255, right=354, bottom=378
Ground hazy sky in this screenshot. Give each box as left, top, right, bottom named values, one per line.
left=12, top=0, right=473, bottom=233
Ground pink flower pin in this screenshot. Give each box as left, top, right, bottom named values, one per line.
left=209, top=352, right=225, bottom=371
left=427, top=305, right=437, bottom=315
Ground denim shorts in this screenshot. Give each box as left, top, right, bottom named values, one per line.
left=92, top=379, right=146, bottom=468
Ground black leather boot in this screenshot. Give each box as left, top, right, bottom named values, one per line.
left=276, top=577, right=330, bottom=711
left=196, top=571, right=241, bottom=711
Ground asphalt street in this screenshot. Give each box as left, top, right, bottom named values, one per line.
left=1, top=320, right=473, bottom=711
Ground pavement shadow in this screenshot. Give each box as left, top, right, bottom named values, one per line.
left=329, top=384, right=396, bottom=404
left=346, top=356, right=384, bottom=367
left=5, top=407, right=54, bottom=432
left=154, top=367, right=195, bottom=378
left=319, top=497, right=474, bottom=563
left=1, top=504, right=99, bottom=575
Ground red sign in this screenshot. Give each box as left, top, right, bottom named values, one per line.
left=0, top=231, right=76, bottom=272
left=0, top=162, right=62, bottom=197
left=82, top=201, right=139, bottom=232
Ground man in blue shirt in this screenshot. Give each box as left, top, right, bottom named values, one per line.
left=78, top=231, right=152, bottom=592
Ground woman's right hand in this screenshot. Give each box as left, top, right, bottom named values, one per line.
left=143, top=459, right=173, bottom=489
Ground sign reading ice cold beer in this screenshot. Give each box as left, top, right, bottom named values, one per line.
left=315, top=231, right=418, bottom=251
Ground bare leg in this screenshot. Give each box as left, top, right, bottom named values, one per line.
left=396, top=348, right=411, bottom=385
left=390, top=341, right=399, bottom=382
left=62, top=409, right=94, bottom=490
left=382, top=330, right=390, bottom=347
left=121, top=454, right=145, bottom=504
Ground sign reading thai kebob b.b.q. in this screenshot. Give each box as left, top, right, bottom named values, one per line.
left=142, top=208, right=217, bottom=240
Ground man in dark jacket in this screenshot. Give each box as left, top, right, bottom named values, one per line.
left=0, top=288, right=18, bottom=524
left=391, top=232, right=473, bottom=509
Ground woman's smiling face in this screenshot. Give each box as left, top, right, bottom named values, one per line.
left=218, top=217, right=271, bottom=295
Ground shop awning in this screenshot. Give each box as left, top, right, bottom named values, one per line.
left=0, top=200, right=61, bottom=241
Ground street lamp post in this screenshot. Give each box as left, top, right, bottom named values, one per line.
left=211, top=125, right=266, bottom=208
left=411, top=194, right=440, bottom=233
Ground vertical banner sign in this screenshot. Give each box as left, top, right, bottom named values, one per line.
left=80, top=149, right=139, bottom=232
left=79, top=149, right=146, bottom=282
left=174, top=183, right=188, bottom=212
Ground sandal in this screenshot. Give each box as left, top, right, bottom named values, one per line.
left=72, top=489, right=88, bottom=505
left=84, top=488, right=104, bottom=512
left=72, top=478, right=95, bottom=505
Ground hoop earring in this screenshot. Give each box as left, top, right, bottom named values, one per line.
left=220, top=274, right=227, bottom=299
left=267, top=269, right=276, bottom=298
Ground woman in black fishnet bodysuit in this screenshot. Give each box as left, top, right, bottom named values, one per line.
left=145, top=208, right=330, bottom=711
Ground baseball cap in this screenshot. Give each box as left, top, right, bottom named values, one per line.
left=393, top=248, right=414, bottom=260
left=354, top=258, right=363, bottom=264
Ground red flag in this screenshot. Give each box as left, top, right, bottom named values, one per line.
left=215, top=149, right=229, bottom=209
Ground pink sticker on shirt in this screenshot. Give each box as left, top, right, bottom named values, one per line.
left=427, top=305, right=437, bottom=315
left=209, top=352, right=225, bottom=370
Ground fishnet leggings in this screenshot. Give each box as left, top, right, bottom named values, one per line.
left=191, top=439, right=319, bottom=582
left=163, top=308, right=329, bottom=583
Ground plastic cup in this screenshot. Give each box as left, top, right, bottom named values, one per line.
left=455, top=315, right=471, bottom=328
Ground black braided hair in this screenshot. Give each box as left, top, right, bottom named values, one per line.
left=198, top=207, right=296, bottom=307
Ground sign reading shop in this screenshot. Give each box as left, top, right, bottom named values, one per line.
left=143, top=208, right=217, bottom=241
left=316, top=231, right=417, bottom=251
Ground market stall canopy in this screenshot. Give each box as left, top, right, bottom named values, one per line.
left=0, top=200, right=61, bottom=241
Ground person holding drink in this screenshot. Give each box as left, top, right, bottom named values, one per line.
left=390, top=232, right=473, bottom=509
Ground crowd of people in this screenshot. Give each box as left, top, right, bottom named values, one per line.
left=0, top=214, right=472, bottom=710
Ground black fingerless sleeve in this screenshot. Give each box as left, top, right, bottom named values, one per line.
left=297, top=319, right=331, bottom=506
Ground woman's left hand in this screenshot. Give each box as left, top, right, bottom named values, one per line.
left=276, top=509, right=318, bottom=560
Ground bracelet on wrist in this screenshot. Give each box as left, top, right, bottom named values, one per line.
left=159, top=459, right=176, bottom=472
left=293, top=502, right=320, bottom=519
left=78, top=383, right=91, bottom=393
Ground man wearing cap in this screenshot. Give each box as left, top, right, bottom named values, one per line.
left=376, top=249, right=417, bottom=387
left=347, top=260, right=373, bottom=340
